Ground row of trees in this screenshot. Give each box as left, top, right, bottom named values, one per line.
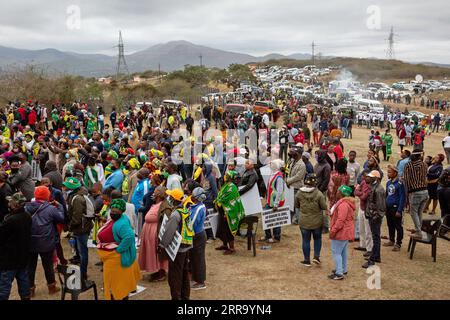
left=0, top=63, right=257, bottom=111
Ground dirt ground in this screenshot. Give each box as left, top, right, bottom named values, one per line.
left=9, top=117, right=450, bottom=301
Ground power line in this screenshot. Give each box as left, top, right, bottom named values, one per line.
left=386, top=26, right=397, bottom=60
left=114, top=30, right=130, bottom=80
left=311, top=41, right=317, bottom=65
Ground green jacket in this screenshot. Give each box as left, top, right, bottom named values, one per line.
left=295, top=187, right=327, bottom=230
left=67, top=187, right=93, bottom=235
left=112, top=214, right=136, bottom=268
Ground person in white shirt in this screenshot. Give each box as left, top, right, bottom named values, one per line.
left=262, top=113, right=270, bottom=127
left=443, top=132, right=450, bottom=165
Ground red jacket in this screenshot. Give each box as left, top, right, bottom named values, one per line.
left=333, top=145, right=343, bottom=160
left=18, top=107, right=27, bottom=120
left=330, top=198, right=355, bottom=241
left=354, top=180, right=371, bottom=210
left=28, top=110, right=37, bottom=125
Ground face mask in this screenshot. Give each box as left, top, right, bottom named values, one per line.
left=65, top=153, right=70, bottom=159
left=167, top=197, right=173, bottom=207
left=110, top=213, right=121, bottom=221
left=11, top=168, right=19, bottom=173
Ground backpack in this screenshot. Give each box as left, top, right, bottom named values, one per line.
left=72, top=194, right=95, bottom=219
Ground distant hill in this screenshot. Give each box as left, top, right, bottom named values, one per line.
left=0, top=41, right=448, bottom=79
left=0, top=41, right=312, bottom=76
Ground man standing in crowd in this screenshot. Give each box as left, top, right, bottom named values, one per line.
left=362, top=170, right=386, bottom=268
left=104, top=159, right=124, bottom=191
left=238, top=159, right=258, bottom=196
left=286, top=147, right=306, bottom=224
left=0, top=193, right=32, bottom=300
left=443, top=132, right=450, bottom=165
left=189, top=187, right=207, bottom=291
left=403, top=150, right=429, bottom=238
left=346, top=151, right=360, bottom=195
left=160, top=189, right=192, bottom=300
left=64, top=177, right=93, bottom=285
left=384, top=165, right=406, bottom=252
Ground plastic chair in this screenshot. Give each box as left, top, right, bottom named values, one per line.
left=438, top=215, right=450, bottom=242
left=56, top=265, right=98, bottom=300
left=407, top=219, right=441, bottom=262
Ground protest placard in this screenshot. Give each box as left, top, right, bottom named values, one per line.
left=261, top=206, right=292, bottom=230
left=260, top=164, right=274, bottom=187
left=158, top=214, right=168, bottom=241
left=204, top=209, right=219, bottom=237
left=165, top=231, right=182, bottom=261
left=158, top=214, right=182, bottom=261
left=239, top=184, right=263, bottom=216
left=285, top=187, right=295, bottom=212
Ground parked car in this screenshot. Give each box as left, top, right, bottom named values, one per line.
left=252, top=101, right=274, bottom=113
left=224, top=103, right=249, bottom=116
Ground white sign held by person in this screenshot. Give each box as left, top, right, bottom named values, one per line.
left=158, top=215, right=168, bottom=241
left=165, top=231, right=182, bottom=262
left=239, top=184, right=263, bottom=216
left=158, top=214, right=182, bottom=261
left=261, top=207, right=292, bottom=231
left=204, top=209, right=219, bottom=237
left=260, top=164, right=274, bottom=187
left=285, top=187, right=295, bottom=212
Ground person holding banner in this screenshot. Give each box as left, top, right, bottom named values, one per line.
left=238, top=160, right=258, bottom=196
left=214, top=170, right=245, bottom=255
left=188, top=187, right=208, bottom=290
left=328, top=185, right=355, bottom=280
left=97, top=199, right=141, bottom=300
left=159, top=189, right=193, bottom=300
left=260, top=159, right=286, bottom=243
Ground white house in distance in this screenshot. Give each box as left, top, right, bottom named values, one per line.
left=98, top=77, right=113, bottom=84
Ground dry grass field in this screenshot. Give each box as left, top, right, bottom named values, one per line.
left=10, top=121, right=450, bottom=301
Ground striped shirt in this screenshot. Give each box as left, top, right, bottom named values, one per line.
left=403, top=160, right=428, bottom=193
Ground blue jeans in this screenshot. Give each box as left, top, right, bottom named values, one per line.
left=98, top=120, right=104, bottom=133
left=75, top=233, right=89, bottom=278
left=331, top=240, right=348, bottom=275
left=0, top=269, right=30, bottom=300
left=300, top=228, right=322, bottom=262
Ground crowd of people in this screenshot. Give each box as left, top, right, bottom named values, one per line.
left=0, top=97, right=449, bottom=300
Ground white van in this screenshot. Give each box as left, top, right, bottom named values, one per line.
left=357, top=99, right=383, bottom=109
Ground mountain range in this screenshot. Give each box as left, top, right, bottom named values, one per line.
left=0, top=40, right=448, bottom=77
left=0, top=40, right=311, bottom=77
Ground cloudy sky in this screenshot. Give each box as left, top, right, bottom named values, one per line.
left=0, top=0, right=449, bottom=63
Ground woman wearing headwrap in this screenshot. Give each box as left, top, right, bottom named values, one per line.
left=123, top=157, right=141, bottom=202
left=328, top=185, right=355, bottom=280
left=97, top=199, right=141, bottom=300
left=138, top=186, right=171, bottom=281
left=214, top=170, right=245, bottom=255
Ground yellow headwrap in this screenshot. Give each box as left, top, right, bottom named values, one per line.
left=128, top=157, right=141, bottom=170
